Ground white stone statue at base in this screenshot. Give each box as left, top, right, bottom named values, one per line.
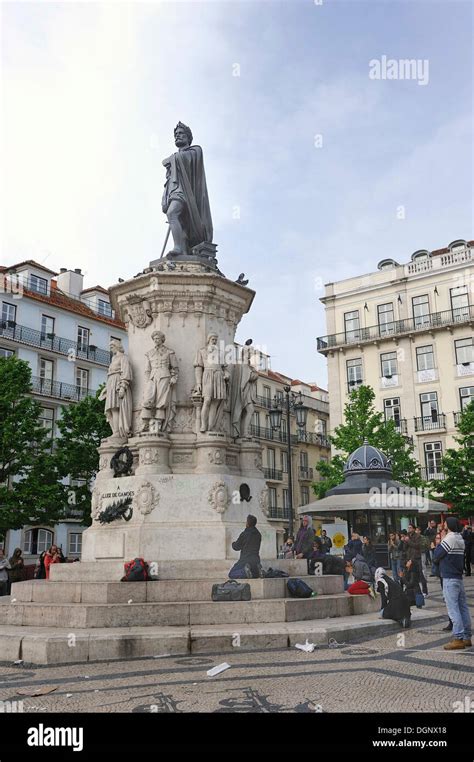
left=140, top=330, right=179, bottom=433
left=98, top=338, right=133, bottom=441
left=193, top=333, right=230, bottom=433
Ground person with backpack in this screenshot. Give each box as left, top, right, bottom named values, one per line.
left=229, top=515, right=263, bottom=579
left=345, top=554, right=375, bottom=598
left=375, top=567, right=411, bottom=628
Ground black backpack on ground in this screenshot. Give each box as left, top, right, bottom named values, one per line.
left=287, top=578, right=313, bottom=598
left=322, top=555, right=346, bottom=575
left=263, top=567, right=290, bottom=578
left=211, top=580, right=251, bottom=602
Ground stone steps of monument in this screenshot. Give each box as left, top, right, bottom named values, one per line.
left=11, top=575, right=343, bottom=605
left=5, top=593, right=378, bottom=629
left=50, top=558, right=310, bottom=582
left=0, top=608, right=440, bottom=665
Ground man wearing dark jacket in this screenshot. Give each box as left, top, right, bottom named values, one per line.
left=462, top=526, right=473, bottom=577
left=229, top=515, right=262, bottom=578
left=434, top=517, right=472, bottom=650
left=295, top=516, right=315, bottom=559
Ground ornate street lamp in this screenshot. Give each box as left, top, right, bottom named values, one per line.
left=269, top=386, right=308, bottom=538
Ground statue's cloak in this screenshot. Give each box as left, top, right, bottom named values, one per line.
left=162, top=145, right=213, bottom=248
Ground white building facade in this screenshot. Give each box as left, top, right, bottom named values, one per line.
left=0, top=260, right=127, bottom=566
left=317, top=239, right=473, bottom=483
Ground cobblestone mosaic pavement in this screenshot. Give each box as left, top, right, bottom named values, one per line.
left=0, top=579, right=472, bottom=714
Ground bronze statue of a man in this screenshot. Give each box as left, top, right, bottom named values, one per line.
left=162, top=122, right=213, bottom=256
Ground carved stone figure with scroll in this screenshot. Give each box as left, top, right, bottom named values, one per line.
left=193, top=333, right=229, bottom=433
left=98, top=338, right=133, bottom=440
left=140, top=331, right=179, bottom=433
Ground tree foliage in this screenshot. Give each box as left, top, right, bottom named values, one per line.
left=313, top=385, right=423, bottom=499
left=0, top=356, right=66, bottom=533
left=429, top=401, right=474, bottom=518
left=54, top=389, right=111, bottom=526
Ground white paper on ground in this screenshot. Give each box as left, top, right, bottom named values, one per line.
left=206, top=662, right=231, bottom=677
left=295, top=639, right=316, bottom=653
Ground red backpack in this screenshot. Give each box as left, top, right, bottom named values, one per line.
left=121, top=558, right=148, bottom=582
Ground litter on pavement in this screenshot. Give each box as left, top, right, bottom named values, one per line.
left=295, top=640, right=316, bottom=653
left=206, top=663, right=231, bottom=677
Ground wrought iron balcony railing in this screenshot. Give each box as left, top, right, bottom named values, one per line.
left=31, top=375, right=97, bottom=402
left=420, top=467, right=446, bottom=481
left=268, top=505, right=290, bottom=520
left=0, top=321, right=112, bottom=366
left=298, top=467, right=314, bottom=480
left=249, top=425, right=298, bottom=444
left=296, top=430, right=331, bottom=448
left=414, top=414, right=446, bottom=432
left=383, top=418, right=408, bottom=435
left=317, top=304, right=474, bottom=352
left=264, top=468, right=283, bottom=481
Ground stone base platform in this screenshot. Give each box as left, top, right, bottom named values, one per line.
left=0, top=610, right=440, bottom=665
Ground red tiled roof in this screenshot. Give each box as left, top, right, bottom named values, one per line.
left=431, top=240, right=474, bottom=257
left=81, top=285, right=110, bottom=296
left=5, top=259, right=58, bottom=276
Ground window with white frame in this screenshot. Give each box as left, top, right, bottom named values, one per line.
left=460, top=386, right=474, bottom=410
left=347, top=358, right=363, bottom=388
left=76, top=368, right=89, bottom=398
left=1, top=302, right=16, bottom=327
left=281, top=451, right=289, bottom=473
left=98, top=299, right=112, bottom=317
left=69, top=533, right=83, bottom=555
left=416, top=345, right=435, bottom=371
left=377, top=303, right=395, bottom=335
left=23, top=528, right=53, bottom=555
left=267, top=448, right=276, bottom=470
left=384, top=398, right=401, bottom=425
left=39, top=358, right=54, bottom=382
left=29, top=274, right=48, bottom=295
left=77, top=326, right=90, bottom=352
left=380, top=351, right=397, bottom=378
left=300, top=451, right=308, bottom=469
left=412, top=294, right=430, bottom=328
left=268, top=488, right=277, bottom=508
left=0, top=347, right=14, bottom=358
left=455, top=338, right=473, bottom=365
left=39, top=407, right=54, bottom=441
left=420, top=392, right=439, bottom=422
left=344, top=310, right=360, bottom=341
left=41, top=315, right=55, bottom=340
left=450, top=286, right=469, bottom=320
left=424, top=442, right=443, bottom=476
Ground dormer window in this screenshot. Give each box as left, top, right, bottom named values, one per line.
left=411, top=249, right=431, bottom=262
left=448, top=239, right=469, bottom=251
left=377, top=258, right=399, bottom=271
left=98, top=299, right=112, bottom=317
left=29, top=274, right=48, bottom=295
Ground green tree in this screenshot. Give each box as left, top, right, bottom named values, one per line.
left=429, top=401, right=474, bottom=517
left=313, top=385, right=423, bottom=499
left=0, top=356, right=66, bottom=535
left=54, top=389, right=111, bottom=526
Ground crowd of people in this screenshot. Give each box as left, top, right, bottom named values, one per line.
left=0, top=545, right=70, bottom=595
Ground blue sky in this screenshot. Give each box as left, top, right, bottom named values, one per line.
left=2, top=0, right=472, bottom=385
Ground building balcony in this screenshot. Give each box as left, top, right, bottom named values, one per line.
left=264, top=468, right=283, bottom=481
left=383, top=418, right=408, bottom=435
left=0, top=321, right=112, bottom=366
left=317, top=304, right=474, bottom=353
left=298, top=467, right=314, bottom=481
left=268, top=505, right=290, bottom=521
left=296, top=430, right=331, bottom=448
left=420, top=467, right=446, bottom=481
left=249, top=425, right=298, bottom=445
left=31, top=376, right=97, bottom=402
left=414, top=414, right=446, bottom=432
left=256, top=395, right=274, bottom=410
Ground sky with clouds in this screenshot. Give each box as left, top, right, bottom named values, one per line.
left=1, top=0, right=472, bottom=385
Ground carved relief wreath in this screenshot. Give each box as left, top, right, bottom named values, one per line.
left=208, top=481, right=229, bottom=514
left=132, top=482, right=159, bottom=515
